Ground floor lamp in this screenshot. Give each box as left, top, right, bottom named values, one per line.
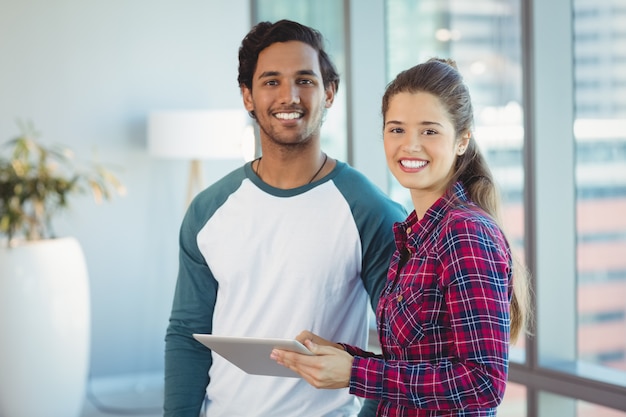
left=147, top=109, right=251, bottom=206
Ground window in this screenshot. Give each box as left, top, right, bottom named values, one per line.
left=252, top=0, right=626, bottom=414
left=539, top=392, right=626, bottom=417
left=574, top=0, right=626, bottom=375
left=385, top=0, right=626, bottom=414
left=499, top=382, right=527, bottom=417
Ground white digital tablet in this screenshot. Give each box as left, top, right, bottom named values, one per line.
left=192, top=334, right=313, bottom=378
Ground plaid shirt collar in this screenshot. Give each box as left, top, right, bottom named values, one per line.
left=393, top=182, right=469, bottom=253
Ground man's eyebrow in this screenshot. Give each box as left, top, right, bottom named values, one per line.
left=257, top=69, right=320, bottom=80
left=296, top=69, right=319, bottom=77
left=257, top=71, right=280, bottom=79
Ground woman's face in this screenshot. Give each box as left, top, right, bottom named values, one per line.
left=383, top=91, right=468, bottom=204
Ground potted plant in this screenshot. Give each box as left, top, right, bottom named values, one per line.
left=0, top=121, right=125, bottom=417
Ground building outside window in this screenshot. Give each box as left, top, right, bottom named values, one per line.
left=573, top=0, right=626, bottom=377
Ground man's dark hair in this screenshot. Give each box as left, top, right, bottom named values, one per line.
left=237, top=19, right=340, bottom=92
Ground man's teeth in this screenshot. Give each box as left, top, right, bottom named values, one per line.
left=275, top=112, right=302, bottom=120
left=400, top=160, right=427, bottom=169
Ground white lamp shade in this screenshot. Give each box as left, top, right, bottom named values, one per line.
left=148, top=109, right=250, bottom=160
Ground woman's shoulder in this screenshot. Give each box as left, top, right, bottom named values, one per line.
left=438, top=203, right=506, bottom=247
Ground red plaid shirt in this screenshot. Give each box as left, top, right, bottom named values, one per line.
left=343, top=183, right=512, bottom=417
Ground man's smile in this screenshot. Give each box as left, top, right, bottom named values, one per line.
left=274, top=111, right=304, bottom=120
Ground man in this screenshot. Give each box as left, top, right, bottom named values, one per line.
left=164, top=19, right=406, bottom=417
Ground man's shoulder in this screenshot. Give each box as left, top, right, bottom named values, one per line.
left=331, top=161, right=406, bottom=218
left=333, top=160, right=368, bottom=179
left=332, top=161, right=382, bottom=193
left=186, top=165, right=248, bottom=220
left=197, top=165, right=247, bottom=199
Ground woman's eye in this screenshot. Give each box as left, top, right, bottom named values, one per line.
left=423, top=129, right=437, bottom=135
left=389, top=127, right=404, bottom=134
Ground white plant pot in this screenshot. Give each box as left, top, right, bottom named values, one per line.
left=0, top=237, right=90, bottom=417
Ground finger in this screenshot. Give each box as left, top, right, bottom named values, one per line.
left=270, top=350, right=315, bottom=381
left=271, top=349, right=313, bottom=368
left=303, top=339, right=318, bottom=352
left=295, top=330, right=315, bottom=343
left=304, top=341, right=345, bottom=357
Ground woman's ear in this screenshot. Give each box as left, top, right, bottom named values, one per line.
left=456, top=131, right=471, bottom=155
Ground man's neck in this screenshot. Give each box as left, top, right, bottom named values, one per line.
left=254, top=149, right=333, bottom=189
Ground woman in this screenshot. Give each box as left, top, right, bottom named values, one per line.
left=271, top=58, right=531, bottom=416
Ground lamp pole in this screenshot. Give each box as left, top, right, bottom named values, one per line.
left=186, top=159, right=204, bottom=207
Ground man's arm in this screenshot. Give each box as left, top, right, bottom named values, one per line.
left=347, top=175, right=406, bottom=417
left=163, top=215, right=218, bottom=417
left=356, top=191, right=406, bottom=310
left=336, top=168, right=406, bottom=309
left=164, top=330, right=211, bottom=417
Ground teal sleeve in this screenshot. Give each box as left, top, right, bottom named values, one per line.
left=351, top=195, right=404, bottom=416
left=358, top=194, right=406, bottom=310
left=334, top=166, right=406, bottom=417
left=164, top=204, right=218, bottom=417
left=334, top=166, right=407, bottom=310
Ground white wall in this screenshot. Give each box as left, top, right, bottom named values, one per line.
left=0, top=0, right=251, bottom=378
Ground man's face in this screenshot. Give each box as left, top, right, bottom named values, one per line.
left=241, top=41, right=335, bottom=148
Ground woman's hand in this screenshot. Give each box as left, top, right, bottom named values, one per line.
left=271, top=331, right=353, bottom=389
left=294, top=330, right=343, bottom=350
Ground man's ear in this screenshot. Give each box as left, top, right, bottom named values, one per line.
left=241, top=85, right=254, bottom=112
left=324, top=82, right=336, bottom=109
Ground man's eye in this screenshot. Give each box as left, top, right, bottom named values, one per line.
left=298, top=79, right=313, bottom=85
left=265, top=80, right=278, bottom=86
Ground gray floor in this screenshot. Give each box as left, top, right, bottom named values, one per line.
left=80, top=392, right=162, bottom=417
left=80, top=374, right=163, bottom=417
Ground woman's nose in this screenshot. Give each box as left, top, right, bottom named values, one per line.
left=402, top=133, right=422, bottom=152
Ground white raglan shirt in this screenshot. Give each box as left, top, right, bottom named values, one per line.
left=199, top=179, right=367, bottom=416
left=167, top=161, right=406, bottom=417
